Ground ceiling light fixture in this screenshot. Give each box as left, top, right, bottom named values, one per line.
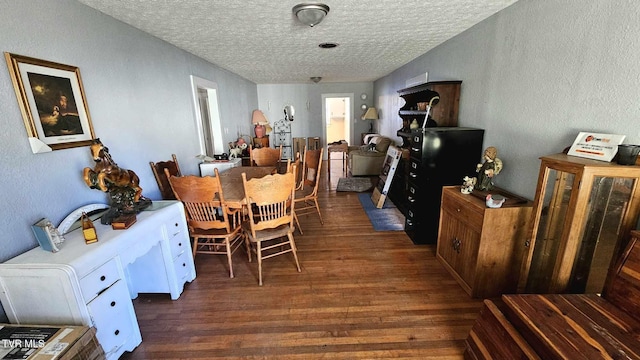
left=310, top=76, right=322, bottom=83
left=318, top=42, right=338, bottom=49
left=293, top=3, right=330, bottom=27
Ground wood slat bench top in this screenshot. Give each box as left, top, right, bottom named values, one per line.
left=602, top=230, right=640, bottom=323
left=502, top=294, right=640, bottom=359
left=465, top=231, right=640, bottom=360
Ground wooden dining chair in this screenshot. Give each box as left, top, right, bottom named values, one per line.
left=286, top=152, right=302, bottom=176
left=293, top=148, right=305, bottom=190
left=150, top=154, right=182, bottom=200
left=242, top=170, right=301, bottom=286
left=250, top=144, right=282, bottom=167
left=166, top=168, right=243, bottom=278
left=286, top=158, right=303, bottom=235
left=293, top=148, right=324, bottom=234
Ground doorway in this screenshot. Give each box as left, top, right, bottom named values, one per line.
left=190, top=75, right=223, bottom=156
left=322, top=93, right=353, bottom=153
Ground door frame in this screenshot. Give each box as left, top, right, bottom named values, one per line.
left=190, top=75, right=223, bottom=155
left=321, top=93, right=354, bottom=159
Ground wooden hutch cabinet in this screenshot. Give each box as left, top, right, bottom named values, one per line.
left=437, top=186, right=533, bottom=298
left=395, top=81, right=461, bottom=149
left=518, top=153, right=640, bottom=294
left=397, top=81, right=461, bottom=129
left=389, top=81, right=471, bottom=240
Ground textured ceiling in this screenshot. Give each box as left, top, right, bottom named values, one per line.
left=76, top=0, right=518, bottom=84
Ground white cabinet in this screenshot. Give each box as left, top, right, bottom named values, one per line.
left=0, top=201, right=195, bottom=360
left=199, top=158, right=241, bottom=176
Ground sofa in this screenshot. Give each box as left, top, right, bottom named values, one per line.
left=347, top=134, right=394, bottom=176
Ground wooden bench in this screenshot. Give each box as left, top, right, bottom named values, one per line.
left=465, top=230, right=640, bottom=359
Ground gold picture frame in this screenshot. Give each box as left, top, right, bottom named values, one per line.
left=5, top=52, right=95, bottom=152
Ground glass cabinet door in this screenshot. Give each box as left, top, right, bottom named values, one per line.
left=568, top=176, right=635, bottom=293
left=525, top=169, right=575, bottom=293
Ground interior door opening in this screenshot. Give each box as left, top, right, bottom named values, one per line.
left=191, top=75, right=223, bottom=156
left=322, top=93, right=353, bottom=160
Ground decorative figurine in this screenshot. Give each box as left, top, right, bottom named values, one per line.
left=81, top=211, right=98, bottom=244
left=461, top=176, right=476, bottom=194
left=486, top=194, right=506, bottom=208
left=228, top=137, right=249, bottom=159
left=83, top=139, right=151, bottom=224
left=476, top=146, right=503, bottom=191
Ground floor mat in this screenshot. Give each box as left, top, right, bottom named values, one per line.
left=358, top=193, right=405, bottom=231
left=336, top=177, right=373, bottom=192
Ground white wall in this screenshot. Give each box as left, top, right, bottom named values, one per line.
left=257, top=82, right=374, bottom=149
left=374, top=0, right=640, bottom=199
left=0, top=0, right=258, bottom=264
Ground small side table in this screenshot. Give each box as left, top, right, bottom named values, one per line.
left=328, top=141, right=349, bottom=178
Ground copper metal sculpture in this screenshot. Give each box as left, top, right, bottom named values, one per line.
left=83, top=139, right=150, bottom=223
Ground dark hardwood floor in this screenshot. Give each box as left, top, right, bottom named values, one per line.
left=121, top=158, right=483, bottom=359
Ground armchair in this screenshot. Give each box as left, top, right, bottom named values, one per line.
left=347, top=134, right=394, bottom=176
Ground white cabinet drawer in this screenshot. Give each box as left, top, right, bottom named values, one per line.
left=165, top=217, right=187, bottom=241
left=87, top=280, right=135, bottom=356
left=80, top=258, right=121, bottom=303
left=173, top=251, right=191, bottom=283
left=170, top=235, right=188, bottom=259
left=94, top=313, right=133, bottom=358
left=87, top=280, right=131, bottom=326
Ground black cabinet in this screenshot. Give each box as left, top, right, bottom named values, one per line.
left=400, top=128, right=484, bottom=244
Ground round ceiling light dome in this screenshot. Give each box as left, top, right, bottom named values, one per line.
left=293, top=3, right=330, bottom=27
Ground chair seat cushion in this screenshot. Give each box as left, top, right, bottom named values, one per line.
left=242, top=222, right=291, bottom=242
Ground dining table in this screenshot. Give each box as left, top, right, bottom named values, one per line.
left=217, top=166, right=276, bottom=208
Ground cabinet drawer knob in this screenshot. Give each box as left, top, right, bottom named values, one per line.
left=409, top=172, right=417, bottom=178
left=406, top=220, right=413, bottom=226
left=452, top=238, right=462, bottom=253
left=178, top=242, right=182, bottom=247
left=456, top=208, right=461, bottom=212
left=100, top=275, right=106, bottom=281
left=408, top=196, right=415, bottom=203
left=114, top=329, right=120, bottom=336
left=182, top=263, right=186, bottom=267
left=174, top=223, right=179, bottom=227
left=110, top=301, right=116, bottom=307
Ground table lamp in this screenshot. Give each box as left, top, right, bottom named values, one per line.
left=251, top=109, right=269, bottom=138
left=362, top=107, right=378, bottom=133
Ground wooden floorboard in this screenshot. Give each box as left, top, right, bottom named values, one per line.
left=121, top=160, right=483, bottom=359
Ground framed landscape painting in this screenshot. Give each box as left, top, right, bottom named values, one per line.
left=5, top=52, right=95, bottom=152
